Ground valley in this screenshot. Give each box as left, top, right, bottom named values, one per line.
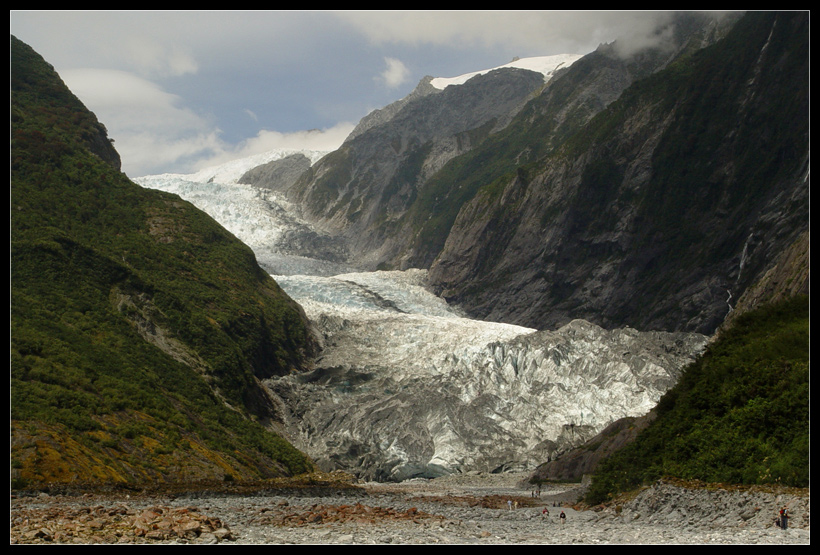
left=135, top=157, right=708, bottom=482
left=11, top=12, right=809, bottom=544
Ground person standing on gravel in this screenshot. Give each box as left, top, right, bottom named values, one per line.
left=560, top=511, right=566, bottom=524
left=779, top=506, right=790, bottom=530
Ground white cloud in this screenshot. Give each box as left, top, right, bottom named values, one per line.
left=246, top=125, right=355, bottom=153
left=335, top=10, right=677, bottom=56
left=123, top=37, right=199, bottom=78
left=117, top=130, right=225, bottom=179
left=194, top=123, right=355, bottom=170
left=378, top=57, right=411, bottom=89
left=60, top=68, right=223, bottom=176
left=61, top=68, right=199, bottom=122
left=58, top=66, right=355, bottom=177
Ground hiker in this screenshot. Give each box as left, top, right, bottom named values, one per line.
left=779, top=507, right=789, bottom=530
left=507, top=500, right=512, bottom=511
left=541, top=507, right=550, bottom=520
left=560, top=510, right=566, bottom=524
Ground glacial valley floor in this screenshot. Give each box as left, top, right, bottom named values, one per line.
left=10, top=472, right=809, bottom=545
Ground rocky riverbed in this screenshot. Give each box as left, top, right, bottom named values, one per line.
left=10, top=473, right=809, bottom=544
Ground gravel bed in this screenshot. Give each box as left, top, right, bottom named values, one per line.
left=10, top=473, right=809, bottom=544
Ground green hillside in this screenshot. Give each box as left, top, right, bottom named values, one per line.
left=584, top=295, right=810, bottom=505
left=10, top=35, right=317, bottom=489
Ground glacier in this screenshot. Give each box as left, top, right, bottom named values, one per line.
left=135, top=153, right=708, bottom=481
left=133, top=58, right=708, bottom=480
left=135, top=149, right=357, bottom=277
left=269, top=268, right=707, bottom=480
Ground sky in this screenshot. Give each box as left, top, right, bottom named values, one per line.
left=10, top=10, right=713, bottom=178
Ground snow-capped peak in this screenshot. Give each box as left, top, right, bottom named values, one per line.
left=430, top=53, right=583, bottom=90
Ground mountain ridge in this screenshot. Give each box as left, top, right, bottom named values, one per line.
left=243, top=12, right=797, bottom=338
left=427, top=11, right=808, bottom=334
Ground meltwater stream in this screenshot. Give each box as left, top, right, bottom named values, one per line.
left=135, top=164, right=708, bottom=481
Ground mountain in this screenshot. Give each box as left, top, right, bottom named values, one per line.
left=136, top=164, right=711, bottom=481
left=11, top=10, right=809, bottom=493
left=259, top=13, right=739, bottom=273
left=256, top=54, right=581, bottom=270
left=429, top=11, right=809, bottom=336
left=10, top=35, right=318, bottom=488
left=247, top=12, right=807, bottom=340
left=131, top=11, right=808, bottom=484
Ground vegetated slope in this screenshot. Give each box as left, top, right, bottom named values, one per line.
left=10, top=35, right=317, bottom=488
left=582, top=293, right=809, bottom=505
left=429, top=11, right=809, bottom=335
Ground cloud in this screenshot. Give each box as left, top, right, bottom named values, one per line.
left=378, top=57, right=411, bottom=89
left=58, top=62, right=355, bottom=178
left=335, top=10, right=678, bottom=56
left=14, top=10, right=724, bottom=177
left=60, top=68, right=224, bottom=176
left=60, top=68, right=199, bottom=123
left=123, top=37, right=199, bottom=78
left=194, top=123, right=356, bottom=171
left=12, top=11, right=201, bottom=80
left=62, top=69, right=354, bottom=177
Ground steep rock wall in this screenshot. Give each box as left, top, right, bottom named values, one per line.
left=429, top=12, right=809, bottom=335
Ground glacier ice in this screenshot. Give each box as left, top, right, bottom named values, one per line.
left=135, top=153, right=708, bottom=481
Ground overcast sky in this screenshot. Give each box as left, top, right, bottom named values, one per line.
left=11, top=10, right=719, bottom=178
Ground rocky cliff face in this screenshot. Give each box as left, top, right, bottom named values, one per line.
left=428, top=11, right=809, bottom=335
left=530, top=411, right=658, bottom=482
left=280, top=66, right=551, bottom=268
left=238, top=152, right=314, bottom=191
